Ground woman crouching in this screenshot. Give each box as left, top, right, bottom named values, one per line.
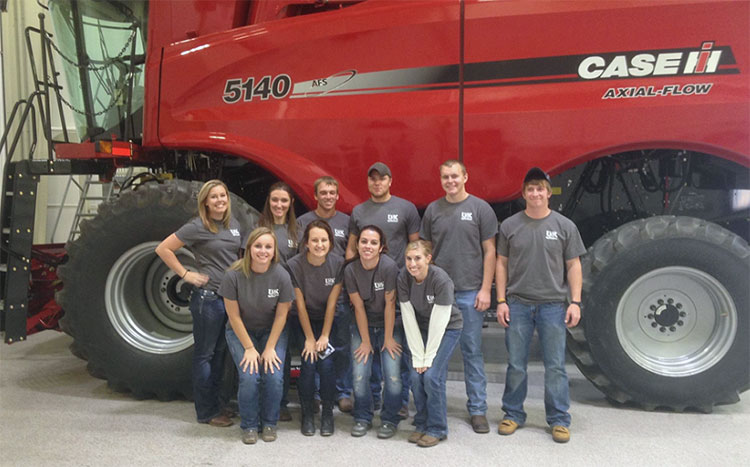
left=220, top=227, right=293, bottom=444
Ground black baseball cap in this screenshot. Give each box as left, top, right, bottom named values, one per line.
left=523, top=167, right=551, bottom=183
left=368, top=162, right=392, bottom=177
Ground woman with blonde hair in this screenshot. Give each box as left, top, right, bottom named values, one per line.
left=219, top=227, right=293, bottom=444
left=155, top=179, right=246, bottom=428
left=398, top=240, right=463, bottom=448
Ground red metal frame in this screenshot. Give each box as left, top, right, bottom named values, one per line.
left=143, top=0, right=748, bottom=211
left=55, top=0, right=748, bottom=212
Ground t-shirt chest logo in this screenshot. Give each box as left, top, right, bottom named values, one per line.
left=373, top=281, right=384, bottom=291
left=426, top=294, right=435, bottom=304
left=387, top=213, right=399, bottom=223
left=324, top=278, right=335, bottom=286
left=545, top=230, right=559, bottom=240
left=460, top=212, right=473, bottom=221
left=334, top=229, right=345, bottom=238
left=288, top=239, right=296, bottom=248
left=268, top=288, right=279, bottom=298
left=230, top=228, right=241, bottom=237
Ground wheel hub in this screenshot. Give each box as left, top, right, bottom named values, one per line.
left=105, top=241, right=195, bottom=355
left=616, top=266, right=737, bottom=377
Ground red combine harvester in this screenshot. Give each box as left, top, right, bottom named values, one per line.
left=1, top=0, right=747, bottom=411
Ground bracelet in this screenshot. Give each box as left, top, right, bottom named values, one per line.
left=181, top=270, right=188, bottom=279
left=497, top=299, right=506, bottom=304
left=570, top=301, right=582, bottom=307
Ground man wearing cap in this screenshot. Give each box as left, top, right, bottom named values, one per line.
left=347, top=162, right=420, bottom=418
left=297, top=176, right=353, bottom=413
left=347, top=162, right=421, bottom=268
left=419, top=159, right=497, bottom=434
left=495, top=167, right=585, bottom=443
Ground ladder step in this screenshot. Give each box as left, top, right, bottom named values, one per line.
left=2, top=228, right=9, bottom=234
left=0, top=264, right=7, bottom=272
left=77, top=213, right=97, bottom=218
left=82, top=196, right=108, bottom=201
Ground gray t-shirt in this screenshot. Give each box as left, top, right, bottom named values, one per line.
left=297, top=211, right=350, bottom=259
left=218, top=264, right=294, bottom=331
left=420, top=194, right=498, bottom=291
left=274, top=224, right=298, bottom=267
left=349, top=196, right=420, bottom=268
left=287, top=252, right=344, bottom=321
left=497, top=210, right=586, bottom=303
left=344, top=255, right=399, bottom=327
left=397, top=265, right=462, bottom=331
left=175, top=217, right=245, bottom=292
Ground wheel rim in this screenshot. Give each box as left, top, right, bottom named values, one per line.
left=616, top=266, right=737, bottom=377
left=105, top=241, right=194, bottom=354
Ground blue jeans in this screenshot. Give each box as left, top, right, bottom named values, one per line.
left=371, top=321, right=411, bottom=408
left=351, top=326, right=404, bottom=425
left=410, top=328, right=461, bottom=439
left=332, top=301, right=353, bottom=400
left=190, top=288, right=228, bottom=423
left=298, top=319, right=336, bottom=403
left=226, top=327, right=287, bottom=430
left=455, top=290, right=488, bottom=416
left=502, top=299, right=571, bottom=427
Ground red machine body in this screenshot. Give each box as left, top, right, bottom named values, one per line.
left=140, top=0, right=747, bottom=211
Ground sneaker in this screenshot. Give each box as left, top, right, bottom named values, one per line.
left=417, top=434, right=445, bottom=447
left=208, top=414, right=234, bottom=427
left=551, top=425, right=570, bottom=443
left=497, top=419, right=519, bottom=436
left=242, top=429, right=258, bottom=445
left=408, top=431, right=424, bottom=444
left=398, top=405, right=409, bottom=420
left=377, top=422, right=397, bottom=439
left=338, top=397, right=353, bottom=413
left=470, top=415, right=490, bottom=434
left=261, top=426, right=277, bottom=442
left=279, top=406, right=292, bottom=422
left=351, top=420, right=372, bottom=437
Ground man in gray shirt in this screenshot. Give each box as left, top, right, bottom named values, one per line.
left=297, top=176, right=353, bottom=412
left=297, top=176, right=350, bottom=258
left=347, top=162, right=420, bottom=417
left=420, top=159, right=497, bottom=434
left=347, top=162, right=421, bottom=267
left=496, top=167, right=585, bottom=444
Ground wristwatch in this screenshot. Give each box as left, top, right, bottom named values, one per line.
left=570, top=300, right=582, bottom=307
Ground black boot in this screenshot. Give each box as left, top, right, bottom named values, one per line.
left=301, top=400, right=315, bottom=436
left=320, top=401, right=334, bottom=436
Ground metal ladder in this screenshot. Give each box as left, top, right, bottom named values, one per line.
left=67, top=174, right=114, bottom=242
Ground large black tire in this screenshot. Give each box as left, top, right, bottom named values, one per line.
left=569, top=216, right=749, bottom=412
left=56, top=180, right=258, bottom=400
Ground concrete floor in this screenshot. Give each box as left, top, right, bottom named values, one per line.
left=1, top=330, right=748, bottom=466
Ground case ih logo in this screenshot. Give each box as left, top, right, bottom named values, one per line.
left=578, top=42, right=728, bottom=80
